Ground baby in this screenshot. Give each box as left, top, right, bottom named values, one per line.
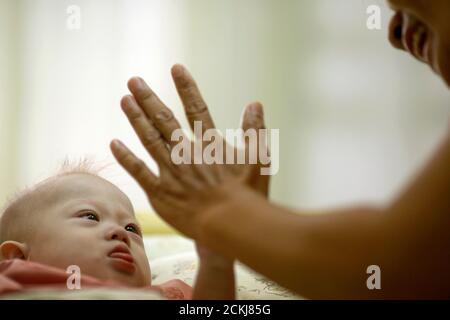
left=0, top=163, right=235, bottom=299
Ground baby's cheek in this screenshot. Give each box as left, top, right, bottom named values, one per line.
left=135, top=248, right=152, bottom=285
left=26, top=242, right=48, bottom=263
left=27, top=241, right=74, bottom=269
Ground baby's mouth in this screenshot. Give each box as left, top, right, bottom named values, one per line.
left=108, top=244, right=136, bottom=274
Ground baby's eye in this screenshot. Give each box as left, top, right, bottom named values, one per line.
left=125, top=224, right=140, bottom=236
left=80, top=212, right=99, bottom=221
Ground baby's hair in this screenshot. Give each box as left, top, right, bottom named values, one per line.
left=0, top=157, right=112, bottom=243
left=1, top=157, right=104, bottom=214
left=56, top=157, right=110, bottom=177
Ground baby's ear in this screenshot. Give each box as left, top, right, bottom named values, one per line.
left=0, top=241, right=28, bottom=261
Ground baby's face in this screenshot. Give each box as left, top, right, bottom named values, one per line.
left=26, top=174, right=151, bottom=287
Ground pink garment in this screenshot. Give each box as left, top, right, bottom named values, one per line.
left=0, top=259, right=192, bottom=299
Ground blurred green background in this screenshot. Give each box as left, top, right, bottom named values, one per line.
left=1, top=0, right=449, bottom=213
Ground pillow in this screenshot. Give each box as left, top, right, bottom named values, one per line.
left=150, top=251, right=303, bottom=300
left=144, top=235, right=195, bottom=261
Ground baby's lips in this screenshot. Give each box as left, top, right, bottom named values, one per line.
left=109, top=252, right=135, bottom=263
left=108, top=244, right=135, bottom=263
left=108, top=245, right=137, bottom=274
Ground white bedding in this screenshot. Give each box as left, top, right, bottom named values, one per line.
left=147, top=235, right=302, bottom=300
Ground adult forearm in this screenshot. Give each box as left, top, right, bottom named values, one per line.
left=198, top=184, right=389, bottom=299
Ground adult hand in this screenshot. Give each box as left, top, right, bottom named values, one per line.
left=111, top=64, right=270, bottom=239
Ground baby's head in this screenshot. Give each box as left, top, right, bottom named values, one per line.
left=0, top=164, right=151, bottom=287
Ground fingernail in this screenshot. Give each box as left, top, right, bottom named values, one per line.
left=172, top=64, right=185, bottom=78
left=129, top=77, right=147, bottom=92
left=137, top=77, right=148, bottom=90
left=249, top=103, right=262, bottom=115
left=112, top=139, right=123, bottom=150
left=121, top=95, right=134, bottom=112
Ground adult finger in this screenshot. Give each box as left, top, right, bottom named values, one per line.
left=121, top=95, right=173, bottom=167
left=241, top=102, right=268, bottom=166
left=127, top=77, right=184, bottom=147
left=110, top=139, right=159, bottom=194
left=123, top=95, right=209, bottom=187
left=241, top=102, right=271, bottom=196
left=171, top=64, right=215, bottom=136
left=241, top=102, right=266, bottom=133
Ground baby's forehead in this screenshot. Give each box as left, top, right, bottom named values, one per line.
left=39, top=173, right=135, bottom=215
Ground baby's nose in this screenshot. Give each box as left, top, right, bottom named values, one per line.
left=107, top=227, right=130, bottom=246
